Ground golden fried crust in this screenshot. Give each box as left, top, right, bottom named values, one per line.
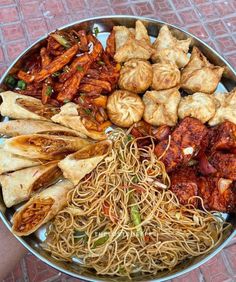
left=210, top=152, right=236, bottom=181
left=107, top=90, right=144, bottom=128
left=119, top=59, right=153, bottom=93
left=209, top=121, right=236, bottom=152
left=181, top=47, right=224, bottom=94
left=178, top=92, right=216, bottom=123
left=143, top=89, right=181, bottom=126
left=152, top=25, right=191, bottom=68
left=209, top=88, right=236, bottom=126
left=170, top=167, right=198, bottom=206
left=151, top=62, right=180, bottom=91
left=198, top=177, right=236, bottom=212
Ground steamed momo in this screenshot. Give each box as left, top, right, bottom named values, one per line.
left=143, top=88, right=181, bottom=126
left=119, top=60, right=153, bottom=93
left=152, top=25, right=191, bottom=68
left=151, top=62, right=180, bottom=91
left=178, top=92, right=216, bottom=123
left=181, top=47, right=224, bottom=94
left=107, top=90, right=144, bottom=127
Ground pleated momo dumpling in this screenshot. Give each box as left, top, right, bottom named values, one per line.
left=119, top=59, right=153, bottom=93
left=143, top=88, right=181, bottom=126
left=114, top=21, right=153, bottom=63
left=152, top=25, right=191, bottom=68
left=107, top=90, right=144, bottom=128
left=181, top=47, right=224, bottom=94
left=151, top=62, right=180, bottom=91
left=178, top=92, right=216, bottom=123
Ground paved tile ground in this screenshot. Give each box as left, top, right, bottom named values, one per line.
left=0, top=0, right=235, bottom=281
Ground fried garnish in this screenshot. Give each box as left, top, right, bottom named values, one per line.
left=81, top=78, right=111, bottom=92
left=105, top=30, right=116, bottom=58
left=40, top=47, right=51, bottom=69
left=79, top=83, right=102, bottom=95
left=59, top=53, right=91, bottom=83
left=57, top=60, right=92, bottom=102
left=17, top=70, right=34, bottom=84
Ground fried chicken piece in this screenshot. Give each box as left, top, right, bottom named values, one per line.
left=155, top=117, right=208, bottom=172
left=172, top=117, right=208, bottom=162
left=170, top=167, right=198, bottom=206
left=155, top=139, right=183, bottom=172
left=209, top=152, right=236, bottom=181
left=210, top=121, right=236, bottom=153
left=198, top=177, right=236, bottom=212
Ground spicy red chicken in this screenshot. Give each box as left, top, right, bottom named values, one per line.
left=209, top=152, right=236, bottom=181
left=170, top=167, right=198, bottom=207
left=155, top=117, right=208, bottom=172
left=209, top=121, right=236, bottom=153
left=198, top=177, right=236, bottom=212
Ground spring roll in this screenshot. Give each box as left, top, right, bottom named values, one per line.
left=51, top=102, right=107, bottom=140
left=58, top=140, right=112, bottom=185
left=0, top=162, right=62, bottom=207
left=0, top=91, right=60, bottom=120
left=0, top=120, right=86, bottom=138
left=4, top=134, right=91, bottom=160
left=0, top=147, right=40, bottom=174
left=12, top=179, right=74, bottom=236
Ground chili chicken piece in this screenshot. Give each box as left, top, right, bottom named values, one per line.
left=209, top=151, right=236, bottom=181
left=170, top=167, right=198, bottom=207
left=209, top=121, right=236, bottom=153
left=198, top=177, right=236, bottom=212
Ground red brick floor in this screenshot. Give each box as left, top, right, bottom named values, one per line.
left=0, top=0, right=236, bottom=281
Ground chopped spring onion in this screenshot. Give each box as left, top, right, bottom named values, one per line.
left=92, top=234, right=109, bottom=248
left=77, top=65, right=84, bottom=72
left=63, top=65, right=71, bottom=73
left=17, top=80, right=27, bottom=90
left=52, top=71, right=60, bottom=77
left=63, top=98, right=71, bottom=104
left=45, top=85, right=53, bottom=96
left=83, top=108, right=92, bottom=115
left=132, top=176, right=139, bottom=184
left=93, top=27, right=99, bottom=37
left=51, top=33, right=71, bottom=48
left=74, top=230, right=86, bottom=238
left=130, top=205, right=143, bottom=237
left=98, top=60, right=105, bottom=65
left=4, top=74, right=17, bottom=88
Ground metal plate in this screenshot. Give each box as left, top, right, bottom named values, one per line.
left=0, top=15, right=235, bottom=282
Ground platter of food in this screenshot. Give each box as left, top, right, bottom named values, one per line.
left=0, top=15, right=235, bottom=282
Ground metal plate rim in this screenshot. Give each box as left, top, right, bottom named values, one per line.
left=0, top=15, right=236, bottom=282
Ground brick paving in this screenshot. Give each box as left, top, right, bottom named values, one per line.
left=0, top=0, right=235, bottom=281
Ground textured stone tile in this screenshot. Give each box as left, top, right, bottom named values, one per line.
left=0, top=6, right=19, bottom=23
left=1, top=23, right=25, bottom=42
left=6, top=40, right=28, bottom=60
left=207, top=20, right=229, bottom=37
left=187, top=24, right=209, bottom=40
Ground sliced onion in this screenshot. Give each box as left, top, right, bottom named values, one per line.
left=198, top=151, right=217, bottom=175
left=218, top=178, right=232, bottom=194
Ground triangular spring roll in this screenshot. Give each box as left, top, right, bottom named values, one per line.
left=4, top=134, right=91, bottom=160
left=51, top=103, right=107, bottom=140
left=0, top=91, right=60, bottom=120
left=58, top=140, right=112, bottom=185
left=12, top=179, right=74, bottom=236
left=0, top=147, right=40, bottom=174
left=0, top=120, right=86, bottom=138
left=0, top=161, right=62, bottom=207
